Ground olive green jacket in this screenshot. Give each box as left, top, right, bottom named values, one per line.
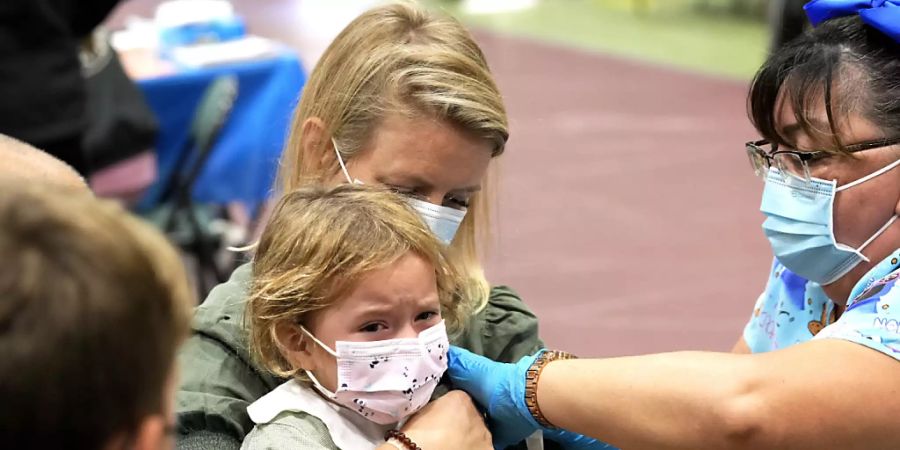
left=175, top=263, right=544, bottom=450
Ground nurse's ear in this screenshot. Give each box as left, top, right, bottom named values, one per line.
left=275, top=321, right=319, bottom=372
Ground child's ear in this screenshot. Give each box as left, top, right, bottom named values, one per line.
left=275, top=322, right=318, bottom=372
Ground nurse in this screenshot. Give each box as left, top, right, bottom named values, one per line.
left=448, top=2, right=900, bottom=449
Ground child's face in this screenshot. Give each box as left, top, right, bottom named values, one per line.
left=301, top=252, right=442, bottom=392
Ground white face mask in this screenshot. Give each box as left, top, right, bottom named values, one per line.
left=300, top=321, right=449, bottom=425
left=333, top=139, right=466, bottom=244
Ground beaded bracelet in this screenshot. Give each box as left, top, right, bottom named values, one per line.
left=385, top=429, right=422, bottom=450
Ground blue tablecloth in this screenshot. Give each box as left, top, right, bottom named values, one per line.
left=137, top=51, right=306, bottom=210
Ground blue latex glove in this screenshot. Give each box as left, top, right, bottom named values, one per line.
left=448, top=346, right=617, bottom=450
left=447, top=345, right=542, bottom=448
left=543, top=428, right=618, bottom=450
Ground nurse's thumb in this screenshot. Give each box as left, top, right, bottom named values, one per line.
left=447, top=345, right=501, bottom=405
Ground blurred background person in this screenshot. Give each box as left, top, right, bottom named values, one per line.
left=0, top=1, right=124, bottom=175
left=0, top=133, right=86, bottom=189
left=768, top=0, right=808, bottom=50
left=0, top=182, right=193, bottom=450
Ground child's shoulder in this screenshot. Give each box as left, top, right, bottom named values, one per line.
left=242, top=410, right=338, bottom=450
left=246, top=380, right=393, bottom=450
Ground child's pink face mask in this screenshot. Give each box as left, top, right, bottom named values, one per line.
left=301, top=320, right=449, bottom=424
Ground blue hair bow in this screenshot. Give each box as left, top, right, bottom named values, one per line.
left=804, top=0, right=900, bottom=42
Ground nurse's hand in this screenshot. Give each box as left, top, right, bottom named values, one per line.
left=447, top=346, right=542, bottom=447
left=448, top=346, right=617, bottom=450
left=398, top=390, right=492, bottom=450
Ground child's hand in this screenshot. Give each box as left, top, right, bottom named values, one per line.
left=400, top=390, right=492, bottom=449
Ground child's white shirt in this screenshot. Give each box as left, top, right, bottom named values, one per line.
left=246, top=379, right=395, bottom=449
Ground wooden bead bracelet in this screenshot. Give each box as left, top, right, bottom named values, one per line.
left=385, top=429, right=422, bottom=450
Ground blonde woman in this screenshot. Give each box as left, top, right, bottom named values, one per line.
left=177, top=4, right=546, bottom=450
left=241, top=185, right=470, bottom=449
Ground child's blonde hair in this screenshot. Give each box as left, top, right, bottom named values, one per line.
left=278, top=2, right=507, bottom=314
left=247, top=184, right=468, bottom=378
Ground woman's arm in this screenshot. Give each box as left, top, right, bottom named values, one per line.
left=452, top=285, right=544, bottom=362
left=450, top=340, right=900, bottom=450
left=177, top=264, right=282, bottom=445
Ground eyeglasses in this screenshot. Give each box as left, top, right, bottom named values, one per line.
left=745, top=137, right=900, bottom=185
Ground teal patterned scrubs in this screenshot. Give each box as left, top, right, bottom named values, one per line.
left=744, top=249, right=900, bottom=359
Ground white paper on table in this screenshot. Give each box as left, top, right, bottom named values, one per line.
left=526, top=430, right=544, bottom=450
left=169, top=36, right=280, bottom=68
left=155, top=0, right=235, bottom=28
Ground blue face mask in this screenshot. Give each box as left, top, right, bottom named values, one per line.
left=761, top=162, right=900, bottom=286
left=333, top=139, right=466, bottom=244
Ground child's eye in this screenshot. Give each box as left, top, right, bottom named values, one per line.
left=415, top=311, right=439, bottom=322
left=359, top=322, right=386, bottom=333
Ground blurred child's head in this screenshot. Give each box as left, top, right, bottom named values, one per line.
left=247, top=184, right=469, bottom=396
left=0, top=183, right=193, bottom=450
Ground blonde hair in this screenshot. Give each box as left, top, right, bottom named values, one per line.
left=247, top=185, right=469, bottom=378
left=278, top=2, right=508, bottom=311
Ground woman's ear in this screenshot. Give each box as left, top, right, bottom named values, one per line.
left=299, top=117, right=331, bottom=174
left=275, top=321, right=318, bottom=372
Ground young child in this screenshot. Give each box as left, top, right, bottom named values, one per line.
left=0, top=182, right=192, bottom=450
left=243, top=184, right=473, bottom=450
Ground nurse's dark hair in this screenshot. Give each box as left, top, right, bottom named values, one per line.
left=749, top=16, right=900, bottom=153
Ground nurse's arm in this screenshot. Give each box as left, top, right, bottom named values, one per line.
left=537, top=339, right=900, bottom=450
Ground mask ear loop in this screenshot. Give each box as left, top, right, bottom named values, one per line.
left=332, top=138, right=353, bottom=184
left=299, top=326, right=339, bottom=357
left=836, top=157, right=900, bottom=192
left=305, top=370, right=339, bottom=397
left=832, top=156, right=900, bottom=261
left=298, top=326, right=342, bottom=397
left=857, top=214, right=899, bottom=256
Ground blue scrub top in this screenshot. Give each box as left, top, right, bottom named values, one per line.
left=744, top=249, right=900, bottom=359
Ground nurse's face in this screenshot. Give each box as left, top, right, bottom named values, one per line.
left=774, top=90, right=900, bottom=291
left=329, top=113, right=494, bottom=210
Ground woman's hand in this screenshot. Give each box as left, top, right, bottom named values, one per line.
left=447, top=346, right=541, bottom=447
left=398, top=390, right=492, bottom=450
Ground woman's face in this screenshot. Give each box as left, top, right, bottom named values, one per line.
left=331, top=113, right=494, bottom=210
left=774, top=91, right=900, bottom=288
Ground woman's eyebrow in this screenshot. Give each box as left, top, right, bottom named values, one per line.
left=379, top=174, right=481, bottom=193
left=453, top=185, right=482, bottom=193
left=779, top=123, right=803, bottom=141
left=377, top=174, right=431, bottom=189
